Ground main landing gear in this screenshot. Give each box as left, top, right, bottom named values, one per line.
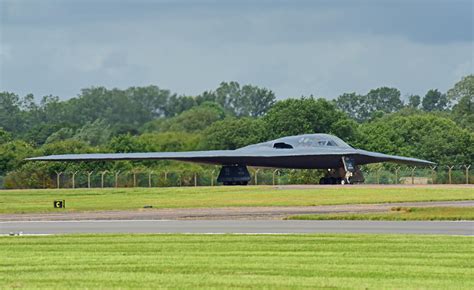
left=217, top=165, right=251, bottom=186
left=319, top=176, right=351, bottom=185
left=319, top=156, right=364, bottom=185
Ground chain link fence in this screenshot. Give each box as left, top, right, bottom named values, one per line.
left=3, top=165, right=471, bottom=189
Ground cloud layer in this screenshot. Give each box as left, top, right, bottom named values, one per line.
left=1, top=0, right=472, bottom=100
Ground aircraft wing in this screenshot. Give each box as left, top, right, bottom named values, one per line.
left=351, top=150, right=436, bottom=167
left=26, top=148, right=435, bottom=169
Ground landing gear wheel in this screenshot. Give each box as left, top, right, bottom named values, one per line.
left=340, top=177, right=352, bottom=185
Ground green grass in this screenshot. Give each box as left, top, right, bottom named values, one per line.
left=1, top=186, right=473, bottom=214
left=1, top=234, right=472, bottom=289
left=288, top=206, right=474, bottom=221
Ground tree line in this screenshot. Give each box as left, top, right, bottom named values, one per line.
left=0, top=76, right=472, bottom=188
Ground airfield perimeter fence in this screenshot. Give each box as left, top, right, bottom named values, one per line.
left=2, top=165, right=472, bottom=189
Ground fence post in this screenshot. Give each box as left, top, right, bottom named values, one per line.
left=211, top=170, right=215, bottom=186
left=72, top=171, right=78, bottom=189
left=394, top=167, right=400, bottom=184
left=100, top=171, right=108, bottom=188
left=272, top=169, right=279, bottom=186
left=363, top=168, right=370, bottom=184
left=376, top=168, right=381, bottom=184
left=164, top=171, right=168, bottom=184
left=55, top=171, right=63, bottom=189
left=115, top=171, right=121, bottom=188
left=194, top=172, right=197, bottom=187
left=463, top=165, right=471, bottom=184
left=148, top=171, right=154, bottom=188
left=87, top=171, right=93, bottom=188
left=255, top=169, right=260, bottom=185
left=411, top=166, right=416, bottom=185
left=133, top=171, right=137, bottom=187
left=430, top=166, right=437, bottom=184
left=447, top=166, right=454, bottom=184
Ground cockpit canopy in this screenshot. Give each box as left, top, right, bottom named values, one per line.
left=238, top=134, right=352, bottom=151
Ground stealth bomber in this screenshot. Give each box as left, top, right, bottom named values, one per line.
left=27, top=133, right=435, bottom=185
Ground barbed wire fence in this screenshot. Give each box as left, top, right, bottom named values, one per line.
left=4, top=164, right=470, bottom=189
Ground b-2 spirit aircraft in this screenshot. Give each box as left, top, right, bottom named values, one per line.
left=27, top=133, right=434, bottom=185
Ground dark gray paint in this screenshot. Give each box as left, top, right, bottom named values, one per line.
left=1, top=220, right=472, bottom=235
left=26, top=134, right=435, bottom=168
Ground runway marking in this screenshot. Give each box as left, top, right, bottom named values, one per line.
left=0, top=219, right=175, bottom=223
left=2, top=220, right=473, bottom=235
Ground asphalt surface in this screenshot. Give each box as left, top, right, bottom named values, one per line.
left=1, top=220, right=473, bottom=235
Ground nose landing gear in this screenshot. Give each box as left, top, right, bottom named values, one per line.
left=319, top=156, right=364, bottom=185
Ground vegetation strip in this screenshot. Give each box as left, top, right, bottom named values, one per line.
left=1, top=234, right=472, bottom=289
left=1, top=186, right=473, bottom=214
left=287, top=206, right=474, bottom=221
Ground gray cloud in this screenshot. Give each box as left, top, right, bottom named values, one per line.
left=1, top=0, right=473, bottom=100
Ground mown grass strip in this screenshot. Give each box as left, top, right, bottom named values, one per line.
left=1, top=234, right=473, bottom=289
left=287, top=206, right=474, bottom=221
left=1, top=186, right=473, bottom=214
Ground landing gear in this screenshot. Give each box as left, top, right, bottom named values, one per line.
left=319, top=177, right=349, bottom=185
left=319, top=156, right=363, bottom=185
left=223, top=181, right=248, bottom=186
left=218, top=165, right=251, bottom=186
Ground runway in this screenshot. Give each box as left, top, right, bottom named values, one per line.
left=1, top=220, right=472, bottom=235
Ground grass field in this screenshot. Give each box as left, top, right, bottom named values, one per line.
left=288, top=206, right=474, bottom=221
left=1, top=186, right=473, bottom=214
left=1, top=234, right=472, bottom=289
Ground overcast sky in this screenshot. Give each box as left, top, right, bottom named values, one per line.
left=1, top=0, right=472, bottom=100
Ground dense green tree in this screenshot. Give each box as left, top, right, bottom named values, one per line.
left=422, top=89, right=449, bottom=112
left=73, top=119, right=112, bottom=146
left=108, top=134, right=146, bottom=153
left=0, top=140, right=34, bottom=175
left=336, top=87, right=403, bottom=122
left=22, top=95, right=71, bottom=145
left=330, top=119, right=360, bottom=144
left=0, top=128, right=12, bottom=144
left=39, top=139, right=99, bottom=156
left=244, top=84, right=276, bottom=117
left=356, top=114, right=473, bottom=165
left=0, top=92, right=24, bottom=133
left=124, top=86, right=173, bottom=117
left=263, top=97, right=349, bottom=139
left=198, top=82, right=275, bottom=117
left=334, top=93, right=368, bottom=122
left=200, top=118, right=266, bottom=150
left=145, top=102, right=226, bottom=133
left=44, top=128, right=75, bottom=144
left=138, top=132, right=202, bottom=152
left=366, top=87, right=404, bottom=114
left=448, top=75, right=474, bottom=103
left=408, top=95, right=421, bottom=108
left=448, top=75, right=473, bottom=131
left=164, top=95, right=197, bottom=117
left=452, top=95, right=473, bottom=131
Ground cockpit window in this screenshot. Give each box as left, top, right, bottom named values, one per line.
left=273, top=142, right=293, bottom=149
left=297, top=136, right=337, bottom=147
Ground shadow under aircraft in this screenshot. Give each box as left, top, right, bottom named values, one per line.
left=27, top=133, right=435, bottom=185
